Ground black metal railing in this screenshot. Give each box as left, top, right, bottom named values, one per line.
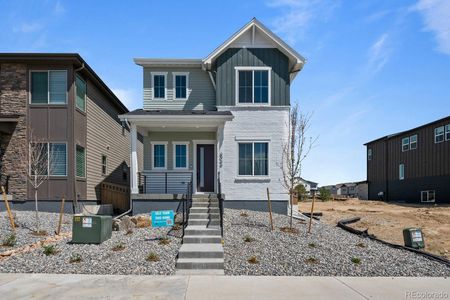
left=0, top=173, right=9, bottom=194
left=182, top=173, right=193, bottom=237
left=217, top=175, right=224, bottom=237
left=140, top=171, right=193, bottom=194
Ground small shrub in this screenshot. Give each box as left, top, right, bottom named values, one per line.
left=158, top=237, right=170, bottom=245
left=308, top=242, right=316, bottom=248
left=305, top=257, right=318, bottom=264
left=240, top=211, right=248, bottom=217
left=112, top=242, right=126, bottom=251
left=351, top=257, right=361, bottom=264
left=243, top=235, right=253, bottom=243
left=43, top=245, right=57, bottom=256
left=146, top=252, right=160, bottom=262
left=318, top=187, right=332, bottom=201
left=248, top=256, right=259, bottom=264
left=69, top=253, right=82, bottom=263
left=172, top=224, right=181, bottom=231
left=2, top=233, right=16, bottom=247
left=356, top=242, right=366, bottom=248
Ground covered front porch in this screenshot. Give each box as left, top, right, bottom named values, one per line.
left=121, top=110, right=233, bottom=204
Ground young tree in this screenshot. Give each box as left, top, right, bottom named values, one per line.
left=295, top=184, right=308, bottom=202
left=280, top=104, right=317, bottom=230
left=27, top=131, right=54, bottom=233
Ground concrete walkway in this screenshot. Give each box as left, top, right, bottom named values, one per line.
left=0, top=273, right=448, bottom=299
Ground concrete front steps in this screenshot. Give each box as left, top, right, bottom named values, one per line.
left=176, top=194, right=224, bottom=275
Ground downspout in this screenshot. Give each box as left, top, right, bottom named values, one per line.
left=207, top=71, right=216, bottom=90
left=73, top=62, right=85, bottom=213
left=114, top=118, right=133, bottom=219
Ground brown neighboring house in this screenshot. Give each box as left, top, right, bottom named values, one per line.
left=0, top=53, right=143, bottom=212
left=365, top=116, right=450, bottom=204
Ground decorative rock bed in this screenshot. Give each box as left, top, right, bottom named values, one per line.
left=223, top=209, right=450, bottom=276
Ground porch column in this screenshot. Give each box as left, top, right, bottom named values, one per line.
left=130, top=123, right=139, bottom=194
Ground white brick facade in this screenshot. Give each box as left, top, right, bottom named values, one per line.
left=217, top=107, right=289, bottom=202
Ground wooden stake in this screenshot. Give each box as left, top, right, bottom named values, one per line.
left=266, top=188, right=274, bottom=231
left=308, top=192, right=316, bottom=234
left=1, top=186, right=15, bottom=231
left=56, top=197, right=65, bottom=235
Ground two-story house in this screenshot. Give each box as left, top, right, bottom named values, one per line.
left=365, top=116, right=450, bottom=203
left=120, top=18, right=306, bottom=214
left=0, top=53, right=143, bottom=212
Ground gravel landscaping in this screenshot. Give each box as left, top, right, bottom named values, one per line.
left=0, top=211, right=182, bottom=275
left=223, top=209, right=450, bottom=276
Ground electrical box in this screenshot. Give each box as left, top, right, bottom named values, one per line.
left=72, top=214, right=112, bottom=244
left=403, top=228, right=425, bottom=249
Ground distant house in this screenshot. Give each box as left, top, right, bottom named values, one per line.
left=365, top=116, right=450, bottom=204
left=296, top=177, right=318, bottom=195
left=320, top=181, right=368, bottom=200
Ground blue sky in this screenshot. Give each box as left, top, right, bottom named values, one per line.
left=1, top=0, right=449, bottom=186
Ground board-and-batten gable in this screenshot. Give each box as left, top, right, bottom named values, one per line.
left=143, top=67, right=216, bottom=111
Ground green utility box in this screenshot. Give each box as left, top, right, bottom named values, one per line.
left=72, top=214, right=112, bottom=244
left=403, top=228, right=425, bottom=249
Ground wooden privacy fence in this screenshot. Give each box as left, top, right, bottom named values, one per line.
left=100, top=182, right=130, bottom=213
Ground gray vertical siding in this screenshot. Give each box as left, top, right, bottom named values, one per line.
left=143, top=67, right=216, bottom=110
left=215, top=48, right=290, bottom=106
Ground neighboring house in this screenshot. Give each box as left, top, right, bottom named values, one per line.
left=296, top=177, right=318, bottom=194
left=120, top=18, right=306, bottom=214
left=320, top=181, right=368, bottom=200
left=321, top=185, right=338, bottom=196
left=0, top=53, right=143, bottom=212
left=365, top=116, right=450, bottom=203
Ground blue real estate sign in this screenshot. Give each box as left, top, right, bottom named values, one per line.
left=151, top=210, right=175, bottom=228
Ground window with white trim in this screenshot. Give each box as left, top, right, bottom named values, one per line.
left=435, top=126, right=444, bottom=143
left=30, top=70, right=67, bottom=104
left=152, top=73, right=166, bottom=99
left=409, top=134, right=417, bottom=150
left=152, top=143, right=167, bottom=169
left=173, top=73, right=188, bottom=99
left=445, top=124, right=450, bottom=141
left=421, top=190, right=435, bottom=203
left=238, top=142, right=269, bottom=176
left=399, top=163, right=404, bottom=180
left=402, top=137, right=409, bottom=152
left=236, top=67, right=270, bottom=104
left=367, top=149, right=372, bottom=161
left=173, top=142, right=189, bottom=169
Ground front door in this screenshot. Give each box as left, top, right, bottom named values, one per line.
left=196, top=144, right=214, bottom=192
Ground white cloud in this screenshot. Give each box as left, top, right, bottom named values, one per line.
left=267, top=0, right=339, bottom=44
left=367, top=33, right=392, bottom=75
left=13, top=22, right=42, bottom=33
left=111, top=88, right=140, bottom=111
left=415, top=0, right=450, bottom=55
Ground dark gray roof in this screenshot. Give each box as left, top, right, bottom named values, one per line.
left=123, top=109, right=232, bottom=116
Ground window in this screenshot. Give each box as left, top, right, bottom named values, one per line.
left=30, top=70, right=67, bottom=104
left=402, top=137, right=409, bottom=152
left=173, top=142, right=189, bottom=169
left=446, top=124, right=450, bottom=141
left=367, top=149, right=372, bottom=161
left=421, top=190, right=436, bottom=203
left=30, top=142, right=67, bottom=176
left=152, top=143, right=167, bottom=169
left=75, top=75, right=86, bottom=112
left=173, top=73, right=188, bottom=99
left=435, top=126, right=444, bottom=143
left=236, top=67, right=270, bottom=104
left=152, top=73, right=166, bottom=99
left=101, top=155, right=107, bottom=176
left=399, top=163, right=404, bottom=180
left=409, top=135, right=417, bottom=150
left=238, top=142, right=269, bottom=176
left=76, top=145, right=86, bottom=178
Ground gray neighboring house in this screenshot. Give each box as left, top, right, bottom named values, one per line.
left=296, top=177, right=318, bottom=195
left=321, top=181, right=368, bottom=200
left=0, top=53, right=143, bottom=212
left=120, top=18, right=306, bottom=214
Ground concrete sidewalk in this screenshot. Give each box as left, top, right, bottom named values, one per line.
left=0, top=273, right=448, bottom=299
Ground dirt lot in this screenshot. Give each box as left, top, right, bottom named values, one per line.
left=298, top=199, right=450, bottom=259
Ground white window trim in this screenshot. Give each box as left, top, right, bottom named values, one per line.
left=173, top=141, right=190, bottom=170
left=151, top=72, right=168, bottom=100
left=75, top=74, right=87, bottom=112
left=434, top=126, right=444, bottom=143
left=421, top=190, right=436, bottom=203
left=367, top=149, right=372, bottom=161
left=234, top=66, right=271, bottom=106
left=76, top=144, right=86, bottom=179
left=236, top=140, right=270, bottom=178
left=101, top=154, right=107, bottom=176
left=401, top=137, right=410, bottom=152
left=399, top=163, right=404, bottom=180
left=29, top=70, right=68, bottom=105
left=172, top=72, right=189, bottom=100
left=445, top=124, right=450, bottom=141
left=409, top=134, right=417, bottom=150
left=151, top=141, right=168, bottom=170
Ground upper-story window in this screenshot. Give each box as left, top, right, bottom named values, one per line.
left=30, top=70, right=67, bottom=104
left=235, top=67, right=271, bottom=105
left=435, top=126, right=444, bottom=143
left=402, top=134, right=417, bottom=151
left=173, top=72, right=188, bottom=99
left=367, top=149, right=372, bottom=161
left=401, top=137, right=409, bottom=152
left=75, top=75, right=86, bottom=112
left=152, top=72, right=167, bottom=100
left=446, top=125, right=450, bottom=141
